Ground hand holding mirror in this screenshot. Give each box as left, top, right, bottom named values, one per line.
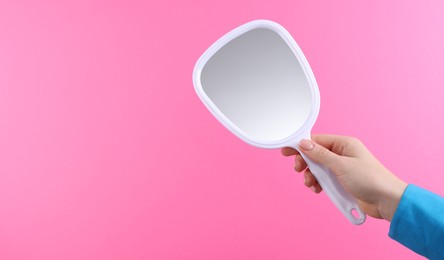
left=193, top=20, right=366, bottom=224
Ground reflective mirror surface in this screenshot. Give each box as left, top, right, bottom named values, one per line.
left=201, top=28, right=312, bottom=142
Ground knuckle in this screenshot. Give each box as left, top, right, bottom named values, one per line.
left=315, top=146, right=329, bottom=158
left=347, top=137, right=363, bottom=147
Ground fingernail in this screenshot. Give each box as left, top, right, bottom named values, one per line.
left=310, top=186, right=317, bottom=193
left=299, top=139, right=314, bottom=151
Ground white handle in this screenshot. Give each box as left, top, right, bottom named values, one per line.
left=299, top=151, right=366, bottom=225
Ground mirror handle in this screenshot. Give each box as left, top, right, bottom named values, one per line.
left=299, top=152, right=366, bottom=225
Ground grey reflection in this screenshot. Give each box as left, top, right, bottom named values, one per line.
left=201, top=28, right=312, bottom=141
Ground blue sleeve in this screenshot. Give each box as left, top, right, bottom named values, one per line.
left=389, top=184, right=444, bottom=259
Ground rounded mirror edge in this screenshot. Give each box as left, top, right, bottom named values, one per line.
left=246, top=126, right=314, bottom=150
left=244, top=20, right=321, bottom=148
left=192, top=19, right=321, bottom=149
left=266, top=22, right=321, bottom=147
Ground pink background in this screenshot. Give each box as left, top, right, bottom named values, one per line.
left=1, top=0, right=443, bottom=259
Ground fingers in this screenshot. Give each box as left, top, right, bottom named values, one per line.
left=304, top=170, right=316, bottom=186
left=311, top=134, right=364, bottom=157
left=281, top=147, right=308, bottom=171
left=311, top=134, right=346, bottom=148
left=311, top=183, right=323, bottom=194
left=304, top=170, right=323, bottom=194
left=282, top=134, right=364, bottom=158
left=299, top=139, right=342, bottom=170
left=294, top=153, right=307, bottom=172
left=282, top=146, right=323, bottom=194
left=281, top=146, right=307, bottom=173
left=282, top=134, right=356, bottom=158
left=281, top=147, right=297, bottom=156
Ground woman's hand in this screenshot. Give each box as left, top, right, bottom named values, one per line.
left=282, top=135, right=407, bottom=221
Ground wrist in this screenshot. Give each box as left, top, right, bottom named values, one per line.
left=378, top=177, right=408, bottom=221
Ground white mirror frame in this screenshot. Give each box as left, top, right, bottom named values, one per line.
left=193, top=20, right=320, bottom=149
left=193, top=20, right=366, bottom=225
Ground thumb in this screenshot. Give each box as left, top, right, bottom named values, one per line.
left=299, top=139, right=341, bottom=169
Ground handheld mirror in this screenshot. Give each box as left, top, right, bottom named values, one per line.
left=193, top=20, right=366, bottom=224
